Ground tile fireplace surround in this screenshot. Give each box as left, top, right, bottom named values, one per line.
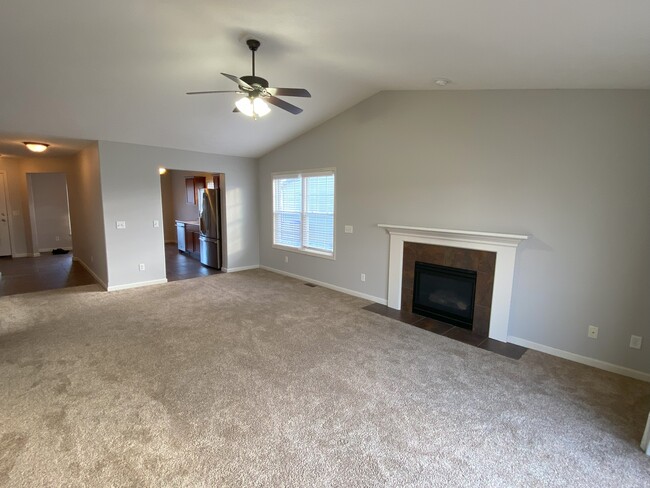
left=378, top=225, right=528, bottom=342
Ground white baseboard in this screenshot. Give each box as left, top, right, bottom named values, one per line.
left=107, top=278, right=168, bottom=292
left=224, top=264, right=259, bottom=273
left=73, top=257, right=108, bottom=290
left=11, top=253, right=29, bottom=258
left=508, top=336, right=650, bottom=383
left=260, top=265, right=387, bottom=305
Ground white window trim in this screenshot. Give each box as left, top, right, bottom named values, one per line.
left=272, top=168, right=336, bottom=260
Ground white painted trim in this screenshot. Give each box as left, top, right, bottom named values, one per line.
left=641, top=413, right=650, bottom=455
left=377, top=224, right=528, bottom=244
left=260, top=265, right=387, bottom=305
left=73, top=257, right=108, bottom=290
left=11, top=253, right=29, bottom=258
left=508, top=336, right=650, bottom=383
left=38, top=247, right=73, bottom=253
left=31, top=252, right=40, bottom=257
left=224, top=264, right=259, bottom=273
left=106, top=278, right=167, bottom=292
left=379, top=224, right=528, bottom=342
left=0, top=170, right=15, bottom=257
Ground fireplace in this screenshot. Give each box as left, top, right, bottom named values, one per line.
left=379, top=224, right=528, bottom=341
left=412, top=262, right=477, bottom=329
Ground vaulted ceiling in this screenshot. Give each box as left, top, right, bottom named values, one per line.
left=1, top=0, right=649, bottom=158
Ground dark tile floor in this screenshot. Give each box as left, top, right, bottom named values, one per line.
left=363, top=303, right=527, bottom=360
left=165, top=244, right=222, bottom=282
left=0, top=253, right=97, bottom=297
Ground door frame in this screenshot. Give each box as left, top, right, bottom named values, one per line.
left=0, top=170, right=15, bottom=257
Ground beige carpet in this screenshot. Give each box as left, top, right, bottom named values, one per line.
left=1, top=269, right=649, bottom=487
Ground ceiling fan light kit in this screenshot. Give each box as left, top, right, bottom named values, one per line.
left=187, top=38, right=311, bottom=118
left=235, top=96, right=271, bottom=118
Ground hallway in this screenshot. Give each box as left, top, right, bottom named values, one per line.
left=0, top=253, right=96, bottom=296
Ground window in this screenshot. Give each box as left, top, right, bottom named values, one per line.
left=273, top=169, right=335, bottom=258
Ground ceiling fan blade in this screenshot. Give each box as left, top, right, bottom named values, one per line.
left=221, top=72, right=254, bottom=90
left=266, top=96, right=303, bottom=115
left=266, top=87, right=311, bottom=98
left=186, top=90, right=240, bottom=95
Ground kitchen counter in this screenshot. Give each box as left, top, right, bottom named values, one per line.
left=175, top=220, right=200, bottom=254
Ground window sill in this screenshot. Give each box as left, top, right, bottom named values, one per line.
left=272, top=244, right=336, bottom=261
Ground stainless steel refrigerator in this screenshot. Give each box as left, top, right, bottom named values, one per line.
left=198, top=188, right=222, bottom=269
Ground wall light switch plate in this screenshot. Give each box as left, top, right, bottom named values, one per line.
left=116, top=221, right=126, bottom=229
left=361, top=273, right=366, bottom=282
left=153, top=220, right=160, bottom=228
left=139, top=263, right=145, bottom=271
left=344, top=225, right=353, bottom=234
left=630, top=335, right=642, bottom=349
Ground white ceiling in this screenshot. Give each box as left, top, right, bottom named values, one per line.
left=1, top=0, right=649, bottom=159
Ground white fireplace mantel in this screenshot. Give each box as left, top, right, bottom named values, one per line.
left=378, top=224, right=528, bottom=342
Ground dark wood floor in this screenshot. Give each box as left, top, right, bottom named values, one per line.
left=0, top=253, right=97, bottom=297
left=363, top=303, right=527, bottom=360
left=0, top=245, right=221, bottom=296
left=165, top=243, right=221, bottom=282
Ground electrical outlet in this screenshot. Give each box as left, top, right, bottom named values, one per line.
left=587, top=325, right=599, bottom=339
left=345, top=225, right=354, bottom=234
left=116, top=221, right=126, bottom=229
left=55, top=236, right=60, bottom=241
left=285, top=256, right=288, bottom=263
left=139, top=263, right=145, bottom=271
left=361, top=273, right=366, bottom=282
left=630, top=335, right=643, bottom=349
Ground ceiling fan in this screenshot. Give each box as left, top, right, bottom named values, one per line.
left=187, top=39, right=311, bottom=119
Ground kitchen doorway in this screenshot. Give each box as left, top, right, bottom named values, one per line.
left=160, top=170, right=225, bottom=281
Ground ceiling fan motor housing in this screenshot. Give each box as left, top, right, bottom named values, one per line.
left=240, top=75, right=269, bottom=89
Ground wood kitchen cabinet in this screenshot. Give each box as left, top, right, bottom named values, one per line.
left=176, top=221, right=200, bottom=254
left=184, top=224, right=200, bottom=253
left=185, top=176, right=206, bottom=205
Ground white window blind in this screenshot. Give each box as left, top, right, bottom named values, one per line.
left=273, top=170, right=335, bottom=257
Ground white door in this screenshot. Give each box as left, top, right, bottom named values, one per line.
left=0, top=173, right=12, bottom=256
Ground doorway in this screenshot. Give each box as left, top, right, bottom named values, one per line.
left=159, top=170, right=225, bottom=281
left=27, top=172, right=72, bottom=254
left=0, top=172, right=12, bottom=257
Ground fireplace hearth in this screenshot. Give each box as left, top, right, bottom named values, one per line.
left=412, top=261, right=477, bottom=329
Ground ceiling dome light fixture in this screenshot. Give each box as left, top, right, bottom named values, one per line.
left=23, top=142, right=50, bottom=153
left=434, top=78, right=452, bottom=87
left=235, top=96, right=270, bottom=119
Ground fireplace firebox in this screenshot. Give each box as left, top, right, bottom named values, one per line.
left=412, top=261, right=477, bottom=329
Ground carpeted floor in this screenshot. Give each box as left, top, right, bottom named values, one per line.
left=1, top=269, right=649, bottom=487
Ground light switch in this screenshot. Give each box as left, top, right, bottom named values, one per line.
left=153, top=220, right=160, bottom=228
left=116, top=221, right=126, bottom=229
left=344, top=225, right=353, bottom=234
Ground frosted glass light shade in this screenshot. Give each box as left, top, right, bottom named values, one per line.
left=24, top=142, right=49, bottom=153
left=235, top=97, right=270, bottom=118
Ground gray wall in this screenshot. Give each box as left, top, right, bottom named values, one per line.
left=258, top=90, right=650, bottom=374
left=69, top=143, right=108, bottom=285
left=98, top=141, right=258, bottom=288
left=29, top=172, right=71, bottom=251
